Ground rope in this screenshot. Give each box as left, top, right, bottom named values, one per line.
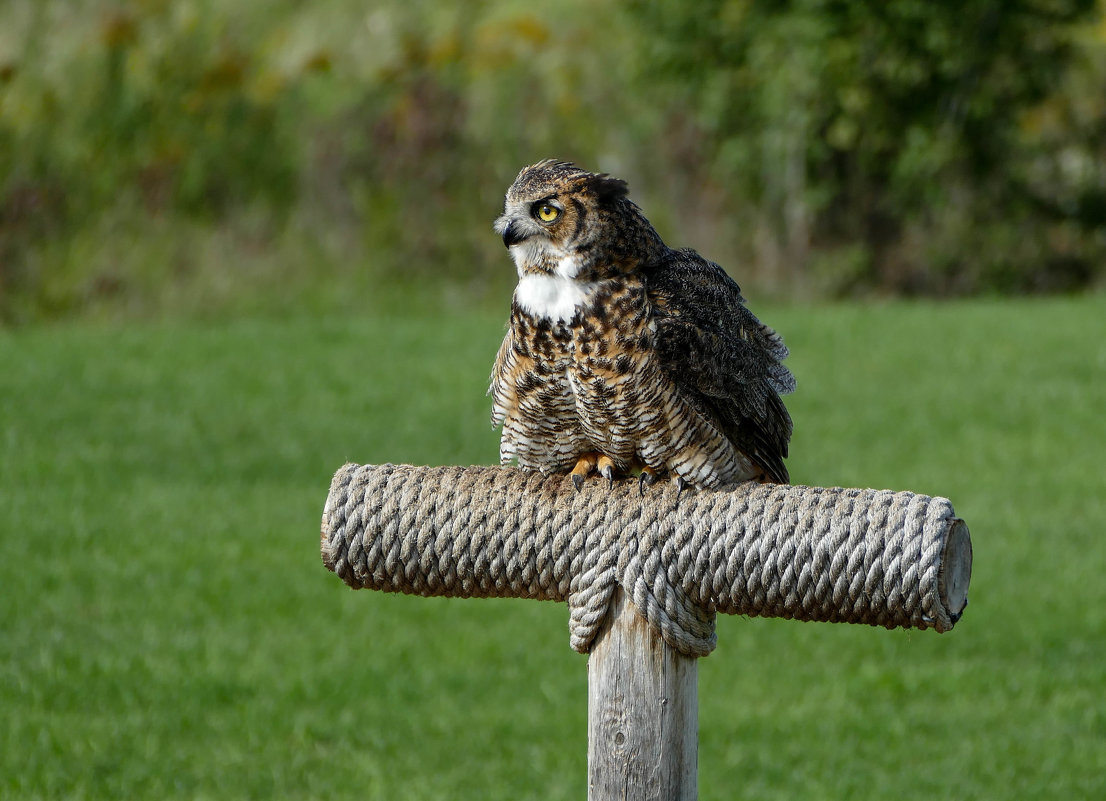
left=321, top=463, right=968, bottom=657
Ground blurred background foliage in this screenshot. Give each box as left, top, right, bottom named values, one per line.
left=1, top=0, right=1104, bottom=324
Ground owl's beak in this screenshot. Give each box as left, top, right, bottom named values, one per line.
left=500, top=220, right=526, bottom=248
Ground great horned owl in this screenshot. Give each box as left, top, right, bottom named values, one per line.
left=489, top=160, right=794, bottom=492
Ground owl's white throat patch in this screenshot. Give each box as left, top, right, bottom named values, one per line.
left=515, top=274, right=598, bottom=323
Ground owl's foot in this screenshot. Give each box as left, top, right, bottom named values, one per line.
left=570, top=453, right=599, bottom=492
left=636, top=468, right=691, bottom=500
left=570, top=452, right=618, bottom=491
left=597, top=454, right=616, bottom=488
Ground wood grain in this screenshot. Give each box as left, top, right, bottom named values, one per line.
left=588, top=587, right=698, bottom=800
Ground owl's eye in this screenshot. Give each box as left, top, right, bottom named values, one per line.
left=534, top=202, right=561, bottom=223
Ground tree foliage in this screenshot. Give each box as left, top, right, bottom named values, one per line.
left=628, top=0, right=1103, bottom=294
left=0, top=1, right=1103, bottom=322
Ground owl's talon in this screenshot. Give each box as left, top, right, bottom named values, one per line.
left=638, top=467, right=659, bottom=497
left=569, top=453, right=598, bottom=492
left=596, top=454, right=616, bottom=488
left=674, top=475, right=689, bottom=502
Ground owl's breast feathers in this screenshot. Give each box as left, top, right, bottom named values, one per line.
left=491, top=249, right=793, bottom=487
left=490, top=279, right=649, bottom=474
left=490, top=303, right=587, bottom=473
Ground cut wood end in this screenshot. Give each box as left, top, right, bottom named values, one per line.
left=940, top=518, right=972, bottom=623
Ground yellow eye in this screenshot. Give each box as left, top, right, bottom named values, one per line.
left=535, top=202, right=560, bottom=223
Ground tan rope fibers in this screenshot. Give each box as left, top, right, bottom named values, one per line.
left=321, top=463, right=966, bottom=657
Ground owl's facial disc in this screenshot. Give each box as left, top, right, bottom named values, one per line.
left=494, top=195, right=572, bottom=279
left=494, top=208, right=537, bottom=249
left=507, top=235, right=578, bottom=280
left=496, top=196, right=564, bottom=247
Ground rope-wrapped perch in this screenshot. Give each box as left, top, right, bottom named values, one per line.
left=321, top=463, right=971, bottom=657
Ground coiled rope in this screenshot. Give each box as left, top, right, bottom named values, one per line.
left=321, top=463, right=970, bottom=657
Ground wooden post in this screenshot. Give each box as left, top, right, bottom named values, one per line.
left=588, top=587, right=698, bottom=801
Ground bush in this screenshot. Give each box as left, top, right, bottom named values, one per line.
left=1, top=3, right=300, bottom=321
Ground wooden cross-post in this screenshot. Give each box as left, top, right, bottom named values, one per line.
left=320, top=463, right=972, bottom=801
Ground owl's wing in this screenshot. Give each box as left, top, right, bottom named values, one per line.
left=642, top=248, right=794, bottom=484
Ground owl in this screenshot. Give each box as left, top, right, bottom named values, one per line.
left=489, top=160, right=794, bottom=493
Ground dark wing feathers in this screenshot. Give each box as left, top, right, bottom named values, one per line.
left=642, top=248, right=794, bottom=484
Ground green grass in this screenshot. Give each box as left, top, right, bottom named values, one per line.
left=2, top=295, right=1104, bottom=799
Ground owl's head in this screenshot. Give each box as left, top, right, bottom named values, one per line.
left=494, top=160, right=661, bottom=280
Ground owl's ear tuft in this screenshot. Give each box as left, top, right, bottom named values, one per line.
left=586, top=174, right=629, bottom=205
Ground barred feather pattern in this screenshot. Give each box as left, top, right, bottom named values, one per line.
left=491, top=276, right=760, bottom=488
left=490, top=313, right=590, bottom=472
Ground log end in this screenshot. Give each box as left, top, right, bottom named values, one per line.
left=939, top=517, right=972, bottom=624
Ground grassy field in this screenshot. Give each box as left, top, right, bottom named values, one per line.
left=2, top=294, right=1104, bottom=799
